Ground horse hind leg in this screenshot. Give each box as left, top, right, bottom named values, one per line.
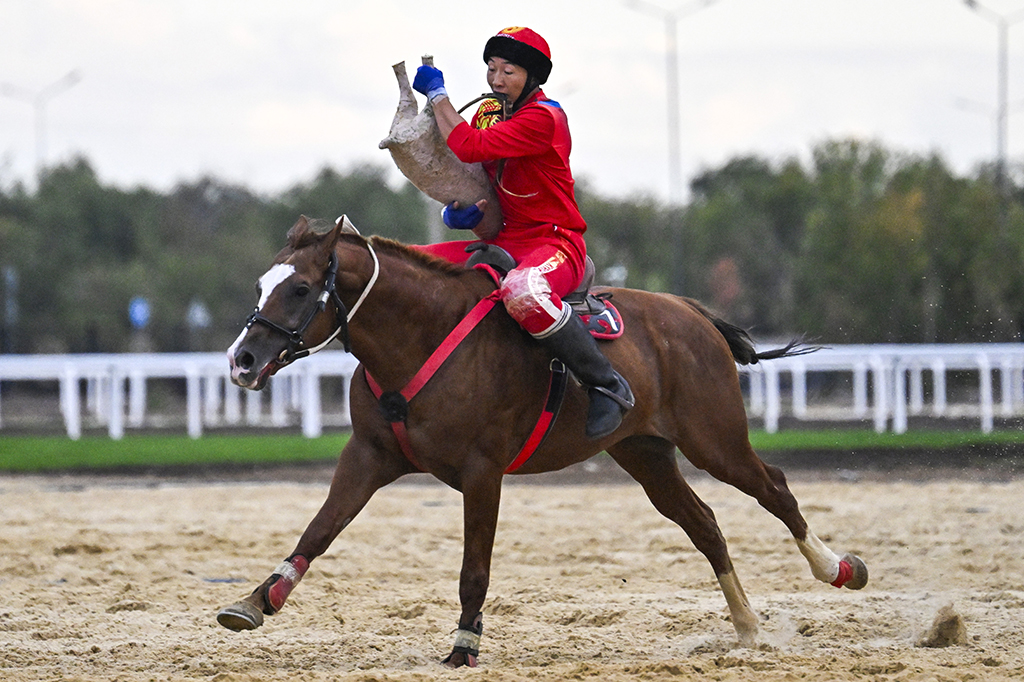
left=685, top=429, right=868, bottom=591
left=607, top=436, right=760, bottom=647
left=795, top=527, right=869, bottom=590
left=738, top=457, right=867, bottom=590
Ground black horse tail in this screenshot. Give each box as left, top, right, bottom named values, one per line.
left=685, top=298, right=821, bottom=366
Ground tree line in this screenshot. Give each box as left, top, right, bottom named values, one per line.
left=0, top=137, right=1021, bottom=355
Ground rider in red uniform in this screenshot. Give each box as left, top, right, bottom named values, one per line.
left=413, top=26, right=633, bottom=440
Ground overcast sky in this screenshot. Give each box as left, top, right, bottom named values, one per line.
left=2, top=0, right=1023, bottom=203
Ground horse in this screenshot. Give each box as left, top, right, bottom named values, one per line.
left=217, top=215, right=868, bottom=668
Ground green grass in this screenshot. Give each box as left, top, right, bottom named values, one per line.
left=0, top=433, right=350, bottom=472
left=1, top=428, right=1023, bottom=473
left=748, top=428, right=1024, bottom=452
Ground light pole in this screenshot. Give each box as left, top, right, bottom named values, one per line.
left=961, top=0, right=1024, bottom=227
left=1, top=70, right=82, bottom=178
left=624, top=0, right=722, bottom=204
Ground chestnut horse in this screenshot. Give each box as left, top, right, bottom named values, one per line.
left=218, top=215, right=868, bottom=668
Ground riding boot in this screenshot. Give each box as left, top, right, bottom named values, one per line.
left=537, top=313, right=634, bottom=440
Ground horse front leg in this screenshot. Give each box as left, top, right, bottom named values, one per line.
left=443, top=461, right=504, bottom=669
left=216, top=435, right=408, bottom=631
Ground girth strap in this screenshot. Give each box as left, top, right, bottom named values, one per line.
left=504, top=359, right=566, bottom=473
left=364, top=291, right=567, bottom=474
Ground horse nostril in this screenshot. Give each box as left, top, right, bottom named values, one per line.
left=237, top=350, right=255, bottom=372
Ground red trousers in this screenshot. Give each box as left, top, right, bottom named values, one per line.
left=414, top=230, right=584, bottom=337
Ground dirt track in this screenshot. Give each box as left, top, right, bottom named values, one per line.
left=1, top=458, right=1023, bottom=681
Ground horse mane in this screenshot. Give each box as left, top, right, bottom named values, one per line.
left=288, top=218, right=473, bottom=280
left=683, top=297, right=820, bottom=365
left=367, top=235, right=475, bottom=279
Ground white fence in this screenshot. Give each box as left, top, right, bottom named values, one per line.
left=0, top=344, right=1022, bottom=440
left=0, top=352, right=359, bottom=440
left=741, top=343, right=1024, bottom=433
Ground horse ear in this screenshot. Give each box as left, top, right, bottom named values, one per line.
left=287, top=215, right=312, bottom=248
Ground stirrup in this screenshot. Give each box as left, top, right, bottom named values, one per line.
left=591, top=374, right=635, bottom=410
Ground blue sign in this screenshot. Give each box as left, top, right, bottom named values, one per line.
left=129, top=297, right=151, bottom=330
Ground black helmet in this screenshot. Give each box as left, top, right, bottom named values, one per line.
left=482, top=26, right=552, bottom=85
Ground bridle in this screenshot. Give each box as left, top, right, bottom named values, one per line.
left=243, top=240, right=380, bottom=362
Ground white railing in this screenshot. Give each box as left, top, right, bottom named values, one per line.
left=1, top=344, right=1022, bottom=440
left=740, top=343, right=1024, bottom=433
left=0, top=351, right=359, bottom=440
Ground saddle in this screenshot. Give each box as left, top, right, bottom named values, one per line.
left=464, top=242, right=623, bottom=339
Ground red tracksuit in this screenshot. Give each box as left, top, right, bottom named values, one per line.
left=416, top=90, right=587, bottom=337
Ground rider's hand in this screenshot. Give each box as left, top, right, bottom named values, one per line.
left=442, top=201, right=485, bottom=230
left=413, top=65, right=448, bottom=103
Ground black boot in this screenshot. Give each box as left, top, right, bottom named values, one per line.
left=538, top=314, right=634, bottom=439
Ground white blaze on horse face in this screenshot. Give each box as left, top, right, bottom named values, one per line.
left=256, top=263, right=297, bottom=311
left=227, top=263, right=297, bottom=374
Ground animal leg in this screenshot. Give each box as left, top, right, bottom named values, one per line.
left=607, top=437, right=760, bottom=647
left=443, top=461, right=504, bottom=668
left=216, top=436, right=408, bottom=631
left=686, top=432, right=868, bottom=591
left=795, top=531, right=870, bottom=590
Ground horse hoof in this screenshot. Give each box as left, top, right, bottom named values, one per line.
left=839, top=553, right=868, bottom=590
left=217, top=601, right=264, bottom=631
left=442, top=652, right=477, bottom=668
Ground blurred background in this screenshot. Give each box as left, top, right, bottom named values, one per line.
left=1, top=0, right=1023, bottom=354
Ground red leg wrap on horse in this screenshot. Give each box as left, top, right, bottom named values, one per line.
left=831, top=559, right=853, bottom=588
left=267, top=555, right=309, bottom=612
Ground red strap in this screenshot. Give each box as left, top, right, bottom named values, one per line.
left=390, top=420, right=421, bottom=471
left=365, top=292, right=500, bottom=472
left=504, top=360, right=566, bottom=473
left=364, top=370, right=423, bottom=471
left=401, top=292, right=500, bottom=400
left=364, top=291, right=565, bottom=475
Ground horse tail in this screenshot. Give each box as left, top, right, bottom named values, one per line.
left=684, top=298, right=820, bottom=366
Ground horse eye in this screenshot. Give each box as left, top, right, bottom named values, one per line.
left=295, top=284, right=311, bottom=298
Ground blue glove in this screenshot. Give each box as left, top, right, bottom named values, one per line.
left=413, top=64, right=448, bottom=103
left=442, top=202, right=484, bottom=230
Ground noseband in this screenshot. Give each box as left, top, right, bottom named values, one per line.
left=244, top=241, right=380, bottom=362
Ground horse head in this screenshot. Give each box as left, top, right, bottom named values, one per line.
left=227, top=214, right=371, bottom=390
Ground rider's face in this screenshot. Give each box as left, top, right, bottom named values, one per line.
left=487, top=57, right=528, bottom=103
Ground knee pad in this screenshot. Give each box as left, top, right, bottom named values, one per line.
left=500, top=268, right=569, bottom=337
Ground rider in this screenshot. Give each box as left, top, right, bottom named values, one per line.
left=412, top=26, right=633, bottom=440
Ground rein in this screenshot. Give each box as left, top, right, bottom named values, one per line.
left=245, top=240, right=380, bottom=361
left=457, top=92, right=509, bottom=118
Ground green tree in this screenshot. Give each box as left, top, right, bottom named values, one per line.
left=577, top=186, right=680, bottom=293
left=686, top=156, right=813, bottom=335
left=272, top=165, right=429, bottom=244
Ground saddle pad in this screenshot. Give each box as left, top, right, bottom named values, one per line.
left=578, top=301, right=624, bottom=340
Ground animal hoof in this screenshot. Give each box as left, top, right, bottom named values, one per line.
left=442, top=652, right=478, bottom=668
left=217, top=601, right=264, bottom=631
left=839, top=553, right=868, bottom=590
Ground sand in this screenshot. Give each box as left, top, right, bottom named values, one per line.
left=1, top=467, right=1022, bottom=681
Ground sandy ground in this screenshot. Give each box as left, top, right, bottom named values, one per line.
left=1, top=463, right=1023, bottom=681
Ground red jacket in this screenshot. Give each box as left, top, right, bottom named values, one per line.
left=446, top=90, right=587, bottom=256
